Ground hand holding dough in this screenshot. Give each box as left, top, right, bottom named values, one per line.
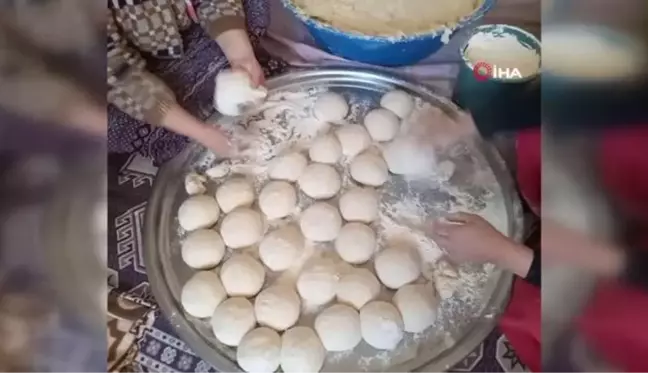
left=215, top=69, right=268, bottom=116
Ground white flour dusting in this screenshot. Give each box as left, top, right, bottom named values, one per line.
left=181, top=85, right=508, bottom=371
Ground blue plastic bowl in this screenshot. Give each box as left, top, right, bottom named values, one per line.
left=282, top=0, right=497, bottom=67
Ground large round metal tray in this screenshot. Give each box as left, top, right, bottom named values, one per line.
left=144, top=68, right=523, bottom=372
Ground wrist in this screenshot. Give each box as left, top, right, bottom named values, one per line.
left=216, top=29, right=254, bottom=65
left=497, top=241, right=534, bottom=278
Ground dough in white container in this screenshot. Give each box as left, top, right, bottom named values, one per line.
left=309, top=134, right=342, bottom=164
left=359, top=301, right=404, bottom=350
left=314, top=304, right=362, bottom=352
left=297, top=258, right=339, bottom=305
left=215, top=69, right=268, bottom=117
left=258, top=224, right=303, bottom=272
left=180, top=271, right=226, bottom=318
left=184, top=172, right=207, bottom=195
left=334, top=222, right=376, bottom=264
left=393, top=283, right=439, bottom=333
left=281, top=326, right=325, bottom=373
left=177, top=195, right=220, bottom=231
left=298, top=163, right=341, bottom=199
left=268, top=152, right=308, bottom=182
left=364, top=108, right=400, bottom=142
left=335, top=124, right=371, bottom=159
left=220, top=254, right=265, bottom=297
left=336, top=268, right=380, bottom=310
left=313, top=91, right=348, bottom=122
left=258, top=181, right=297, bottom=219
left=210, top=297, right=256, bottom=346
left=181, top=229, right=225, bottom=269
left=350, top=152, right=389, bottom=186
left=237, top=327, right=281, bottom=373
left=220, top=207, right=264, bottom=249
left=254, top=285, right=301, bottom=331
left=380, top=90, right=414, bottom=119
left=215, top=177, right=255, bottom=214
left=299, top=202, right=342, bottom=242
left=339, top=187, right=379, bottom=222
left=374, top=247, right=421, bottom=289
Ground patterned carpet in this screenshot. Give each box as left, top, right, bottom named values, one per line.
left=107, top=152, right=529, bottom=372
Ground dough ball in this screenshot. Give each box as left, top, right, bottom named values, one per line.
left=269, top=152, right=308, bottom=182
left=380, top=90, right=415, bottom=119
left=334, top=223, right=376, bottom=264
left=185, top=172, right=207, bottom=195
left=259, top=181, right=297, bottom=219
left=181, top=229, right=226, bottom=269
left=220, top=254, right=265, bottom=297
left=180, top=271, right=226, bottom=318
left=178, top=195, right=220, bottom=231
left=211, top=297, right=256, bottom=347
left=216, top=178, right=255, bottom=214
left=393, top=284, right=439, bottom=333
left=350, top=152, right=389, bottom=187
left=220, top=207, right=264, bottom=249
left=339, top=188, right=379, bottom=223
left=336, top=124, right=371, bottom=159
left=254, top=285, right=301, bottom=331
left=314, top=92, right=348, bottom=122
left=374, top=247, right=421, bottom=289
left=237, top=327, right=281, bottom=373
left=298, top=163, right=341, bottom=200
left=281, top=326, right=325, bottom=373
left=382, top=137, right=434, bottom=176
left=258, top=224, right=303, bottom=272
left=314, top=304, right=362, bottom=352
left=215, top=69, right=268, bottom=117
left=364, top=108, right=400, bottom=142
left=436, top=160, right=456, bottom=182
left=309, top=134, right=342, bottom=164
left=360, top=301, right=404, bottom=350
left=205, top=163, right=230, bottom=179
left=297, top=258, right=338, bottom=305
left=336, top=268, right=380, bottom=310
left=299, top=202, right=342, bottom=242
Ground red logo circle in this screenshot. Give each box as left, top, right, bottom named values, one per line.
left=473, top=62, right=492, bottom=81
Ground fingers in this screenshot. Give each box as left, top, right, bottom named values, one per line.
left=445, top=211, right=477, bottom=223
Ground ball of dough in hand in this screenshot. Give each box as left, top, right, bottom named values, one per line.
left=297, top=258, right=338, bottom=305
left=180, top=271, right=226, bottom=318
left=350, top=152, right=389, bottom=187
left=255, top=285, right=301, bottom=331
left=339, top=188, right=379, bottom=223
left=215, top=69, right=268, bottom=117
left=364, top=108, right=400, bottom=142
left=314, top=92, right=348, bottom=122
left=258, top=224, right=303, bottom=272
left=360, top=301, right=404, bottom=350
left=181, top=229, right=225, bottom=269
left=374, top=247, right=421, bottom=289
left=299, top=202, right=342, bottom=242
left=184, top=172, right=207, bottom=195
left=298, top=163, right=341, bottom=200
left=336, top=268, right=380, bottom=310
left=259, top=181, right=297, bottom=219
left=336, top=124, right=371, bottom=159
left=309, top=134, right=342, bottom=164
left=178, top=195, right=220, bottom=231
left=380, top=90, right=414, bottom=119
left=216, top=178, right=255, bottom=214
left=281, top=326, right=325, bottom=373
left=269, top=152, right=308, bottom=182
left=393, top=284, right=439, bottom=333
left=315, top=304, right=362, bottom=352
left=211, top=297, right=256, bottom=346
left=220, top=207, right=264, bottom=249
left=335, top=223, right=376, bottom=264
left=237, top=327, right=281, bottom=373
left=220, top=254, right=265, bottom=297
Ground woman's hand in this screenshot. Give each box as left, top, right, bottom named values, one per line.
left=431, top=212, right=533, bottom=277
left=160, top=104, right=232, bottom=156
left=216, top=29, right=265, bottom=86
